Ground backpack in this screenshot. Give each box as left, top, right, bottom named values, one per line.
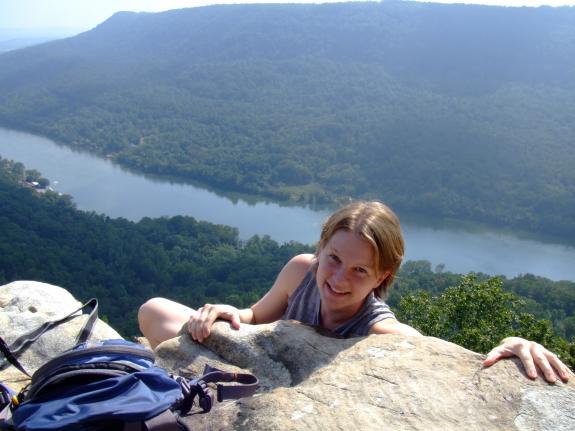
left=0, top=299, right=258, bottom=431
left=0, top=383, right=17, bottom=426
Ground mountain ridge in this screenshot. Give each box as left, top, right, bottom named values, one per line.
left=0, top=2, right=574, bottom=237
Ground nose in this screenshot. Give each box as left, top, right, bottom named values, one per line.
left=332, top=265, right=349, bottom=287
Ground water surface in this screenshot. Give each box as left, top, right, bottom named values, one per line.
left=1, top=127, right=574, bottom=281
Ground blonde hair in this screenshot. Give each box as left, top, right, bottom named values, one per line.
left=316, top=201, right=404, bottom=298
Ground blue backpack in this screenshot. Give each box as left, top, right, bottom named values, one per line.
left=0, top=299, right=258, bottom=431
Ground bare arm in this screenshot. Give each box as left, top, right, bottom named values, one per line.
left=250, top=253, right=314, bottom=324
left=369, top=318, right=422, bottom=336
left=371, top=321, right=571, bottom=383
left=188, top=253, right=314, bottom=342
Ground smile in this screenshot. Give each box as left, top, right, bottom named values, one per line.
left=326, top=281, right=350, bottom=297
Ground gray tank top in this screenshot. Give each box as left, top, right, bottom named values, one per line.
left=282, top=271, right=395, bottom=337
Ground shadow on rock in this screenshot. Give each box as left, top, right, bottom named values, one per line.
left=155, top=320, right=575, bottom=431
left=156, top=319, right=361, bottom=390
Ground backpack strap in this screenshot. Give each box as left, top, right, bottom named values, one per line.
left=201, top=364, right=259, bottom=402
left=0, top=382, right=17, bottom=426
left=176, top=364, right=259, bottom=415
left=0, top=383, right=16, bottom=410
left=0, top=298, right=99, bottom=377
left=0, top=337, right=30, bottom=377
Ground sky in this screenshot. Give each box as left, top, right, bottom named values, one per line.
left=0, top=0, right=574, bottom=32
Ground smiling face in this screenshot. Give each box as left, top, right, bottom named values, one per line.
left=316, top=201, right=404, bottom=299
left=316, top=229, right=388, bottom=323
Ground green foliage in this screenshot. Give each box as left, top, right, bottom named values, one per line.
left=0, top=158, right=25, bottom=183
left=398, top=275, right=516, bottom=352
left=0, top=3, right=575, bottom=238
left=503, top=274, right=575, bottom=339
left=397, top=274, right=575, bottom=369
left=0, top=158, right=313, bottom=335
left=2, top=159, right=575, bottom=369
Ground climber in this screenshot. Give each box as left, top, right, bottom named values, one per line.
left=139, top=200, right=572, bottom=384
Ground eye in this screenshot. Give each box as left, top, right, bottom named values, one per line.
left=354, top=267, right=368, bottom=275
left=328, top=254, right=341, bottom=263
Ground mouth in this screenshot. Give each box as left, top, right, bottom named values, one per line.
left=325, top=281, right=350, bottom=297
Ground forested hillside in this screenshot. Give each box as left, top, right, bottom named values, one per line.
left=0, top=2, right=574, bottom=238
left=0, top=157, right=313, bottom=334
left=1, top=157, right=574, bottom=349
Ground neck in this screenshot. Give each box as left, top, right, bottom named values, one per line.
left=319, top=301, right=363, bottom=331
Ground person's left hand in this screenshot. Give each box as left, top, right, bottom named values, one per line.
left=483, top=337, right=573, bottom=383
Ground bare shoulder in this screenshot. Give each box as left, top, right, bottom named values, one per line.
left=250, top=253, right=316, bottom=324
left=281, top=253, right=316, bottom=295
left=287, top=253, right=315, bottom=271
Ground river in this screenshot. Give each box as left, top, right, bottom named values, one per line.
left=1, top=127, right=574, bottom=281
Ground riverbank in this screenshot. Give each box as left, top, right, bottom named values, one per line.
left=2, top=126, right=575, bottom=281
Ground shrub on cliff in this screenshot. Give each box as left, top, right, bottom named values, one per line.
left=398, top=274, right=575, bottom=369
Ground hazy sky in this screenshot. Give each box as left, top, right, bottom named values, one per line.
left=1, top=0, right=574, bottom=31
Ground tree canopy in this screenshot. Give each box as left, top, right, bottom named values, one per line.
left=1, top=158, right=573, bottom=371
left=0, top=2, right=574, bottom=238
left=397, top=274, right=575, bottom=369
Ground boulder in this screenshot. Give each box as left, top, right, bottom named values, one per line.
left=156, top=320, right=575, bottom=431
left=0, top=280, right=121, bottom=390
left=2, top=281, right=574, bottom=430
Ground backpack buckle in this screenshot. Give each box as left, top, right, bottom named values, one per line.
left=177, top=377, right=214, bottom=414
left=194, top=379, right=213, bottom=413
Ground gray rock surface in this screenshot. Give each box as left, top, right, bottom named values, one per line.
left=2, top=281, right=573, bottom=431
left=0, top=280, right=121, bottom=390
left=156, top=320, right=575, bottom=431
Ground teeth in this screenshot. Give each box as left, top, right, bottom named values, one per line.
left=327, top=283, right=347, bottom=295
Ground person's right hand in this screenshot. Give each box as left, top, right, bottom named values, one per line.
left=187, top=303, right=242, bottom=342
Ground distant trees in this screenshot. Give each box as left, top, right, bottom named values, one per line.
left=0, top=160, right=314, bottom=334
left=1, top=159, right=574, bottom=370
left=1, top=3, right=575, bottom=238
left=0, top=158, right=25, bottom=182
left=0, top=158, right=49, bottom=187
